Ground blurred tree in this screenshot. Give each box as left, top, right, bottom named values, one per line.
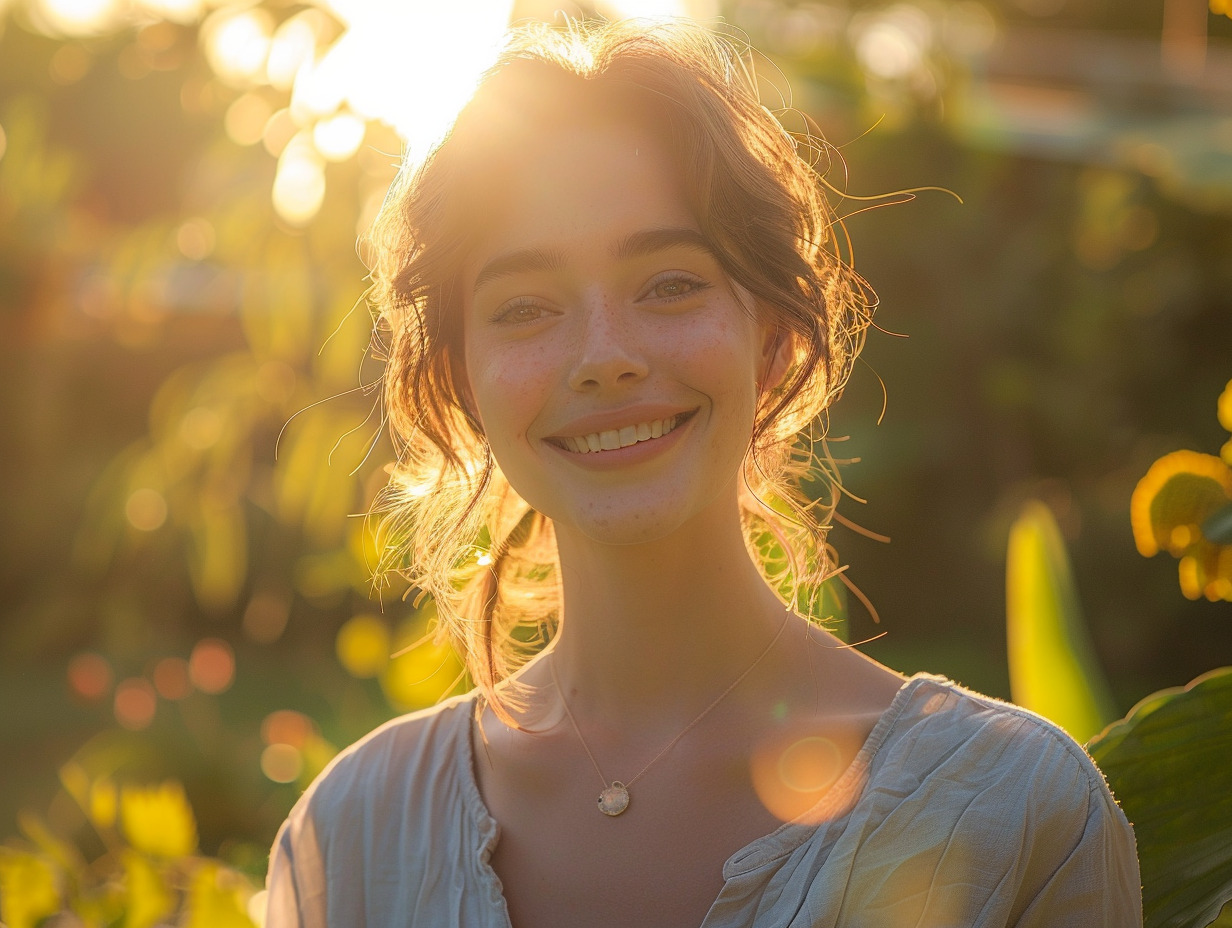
left=1, top=0, right=1231, bottom=881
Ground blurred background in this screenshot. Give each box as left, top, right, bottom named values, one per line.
left=1, top=0, right=1230, bottom=902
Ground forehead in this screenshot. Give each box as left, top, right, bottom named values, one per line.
left=464, top=119, right=697, bottom=275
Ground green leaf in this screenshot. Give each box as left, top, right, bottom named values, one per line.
left=1201, top=502, right=1232, bottom=545
left=1006, top=500, right=1116, bottom=743
left=1088, top=667, right=1232, bottom=928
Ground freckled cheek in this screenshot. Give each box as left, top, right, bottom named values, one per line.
left=470, top=347, right=560, bottom=439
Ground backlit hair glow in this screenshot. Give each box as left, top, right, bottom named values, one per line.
left=365, top=19, right=877, bottom=722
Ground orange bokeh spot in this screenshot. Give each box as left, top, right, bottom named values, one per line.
left=68, top=652, right=113, bottom=702
left=189, top=638, right=235, bottom=695
left=114, top=678, right=157, bottom=730
left=260, top=743, right=303, bottom=784
left=261, top=709, right=314, bottom=749
left=153, top=657, right=192, bottom=700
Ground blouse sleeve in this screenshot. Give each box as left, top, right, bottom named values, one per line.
left=829, top=697, right=1142, bottom=927
left=264, top=794, right=328, bottom=928
left=1012, top=778, right=1142, bottom=927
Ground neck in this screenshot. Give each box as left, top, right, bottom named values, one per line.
left=548, top=498, right=792, bottom=731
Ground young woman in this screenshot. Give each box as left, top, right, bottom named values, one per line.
left=265, top=19, right=1141, bottom=927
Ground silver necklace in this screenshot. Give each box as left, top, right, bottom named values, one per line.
left=550, top=613, right=791, bottom=817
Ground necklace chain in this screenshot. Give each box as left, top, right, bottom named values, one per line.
left=550, top=612, right=791, bottom=816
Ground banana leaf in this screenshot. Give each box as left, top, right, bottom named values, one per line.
left=1088, top=667, right=1232, bottom=928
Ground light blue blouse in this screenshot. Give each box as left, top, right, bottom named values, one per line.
left=265, top=674, right=1142, bottom=926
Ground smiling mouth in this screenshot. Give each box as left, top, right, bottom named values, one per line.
left=550, top=411, right=696, bottom=454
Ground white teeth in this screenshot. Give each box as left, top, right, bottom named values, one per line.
left=559, top=415, right=681, bottom=454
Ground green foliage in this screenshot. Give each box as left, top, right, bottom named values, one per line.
left=0, top=775, right=259, bottom=927
left=1089, top=668, right=1232, bottom=928
left=1005, top=500, right=1116, bottom=743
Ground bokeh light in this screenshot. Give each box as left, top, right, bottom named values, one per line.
left=260, top=743, right=302, bottom=783
left=114, top=677, right=157, bottom=730
left=335, top=614, right=390, bottom=678
left=188, top=638, right=235, bottom=694
left=67, top=652, right=112, bottom=701
left=261, top=709, right=314, bottom=748
left=247, top=890, right=269, bottom=927
left=125, top=487, right=167, bottom=531
left=224, top=92, right=273, bottom=147
left=272, top=131, right=325, bottom=226
left=380, top=629, right=463, bottom=710
left=242, top=590, right=291, bottom=644
left=179, top=405, right=223, bottom=449
left=48, top=43, right=91, bottom=83
left=201, top=7, right=274, bottom=87
left=852, top=5, right=932, bottom=81
left=265, top=11, right=327, bottom=90
left=152, top=656, right=192, bottom=700
left=175, top=216, right=216, bottom=261
left=312, top=111, right=365, bottom=162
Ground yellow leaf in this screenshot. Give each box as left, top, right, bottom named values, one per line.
left=0, top=850, right=60, bottom=928
left=121, top=851, right=173, bottom=928
left=182, top=863, right=257, bottom=928
left=120, top=781, right=198, bottom=858
left=90, top=778, right=118, bottom=830
left=1218, top=378, right=1232, bottom=433
left=1130, top=450, right=1232, bottom=556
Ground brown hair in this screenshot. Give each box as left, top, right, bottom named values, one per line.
left=365, top=18, right=875, bottom=720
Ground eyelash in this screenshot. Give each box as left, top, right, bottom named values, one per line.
left=642, top=272, right=710, bottom=303
left=490, top=297, right=549, bottom=325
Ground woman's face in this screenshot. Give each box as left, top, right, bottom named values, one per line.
left=461, top=119, right=782, bottom=546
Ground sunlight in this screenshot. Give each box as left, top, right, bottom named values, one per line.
left=202, top=7, right=275, bottom=87
left=601, top=0, right=717, bottom=18
left=135, top=0, right=202, bottom=25
left=313, top=110, right=366, bottom=161
left=266, top=10, right=327, bottom=91
left=307, top=0, right=514, bottom=161
left=35, top=0, right=121, bottom=34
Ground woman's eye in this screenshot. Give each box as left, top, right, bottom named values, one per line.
left=646, top=275, right=707, bottom=301
left=492, top=300, right=547, bottom=324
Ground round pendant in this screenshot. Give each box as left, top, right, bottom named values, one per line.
left=597, top=781, right=630, bottom=816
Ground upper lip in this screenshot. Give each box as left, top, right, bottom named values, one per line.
left=544, top=405, right=698, bottom=440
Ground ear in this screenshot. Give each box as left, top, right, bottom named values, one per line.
left=757, top=325, right=793, bottom=395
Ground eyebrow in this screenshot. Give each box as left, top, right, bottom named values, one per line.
left=471, top=227, right=713, bottom=293
left=613, top=227, right=712, bottom=261
left=472, top=247, right=566, bottom=293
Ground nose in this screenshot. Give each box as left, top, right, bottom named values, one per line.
left=567, top=297, right=649, bottom=391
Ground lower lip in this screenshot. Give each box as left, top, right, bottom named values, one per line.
left=545, top=415, right=695, bottom=471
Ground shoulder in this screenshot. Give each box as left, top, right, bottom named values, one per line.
left=301, top=692, right=478, bottom=819
left=874, top=674, right=1117, bottom=806
left=275, top=691, right=483, bottom=856
left=825, top=676, right=1141, bottom=923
